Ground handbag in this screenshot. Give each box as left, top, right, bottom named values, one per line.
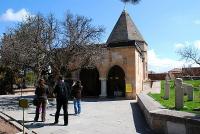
left=33, top=97, right=38, bottom=106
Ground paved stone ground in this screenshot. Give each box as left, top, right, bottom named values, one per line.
left=0, top=94, right=153, bottom=134
left=143, top=81, right=161, bottom=94
left=151, top=81, right=161, bottom=94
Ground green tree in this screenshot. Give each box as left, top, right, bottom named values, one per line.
left=0, top=66, right=15, bottom=94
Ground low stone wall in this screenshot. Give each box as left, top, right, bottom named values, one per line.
left=137, top=93, right=200, bottom=134
left=0, top=112, right=36, bottom=134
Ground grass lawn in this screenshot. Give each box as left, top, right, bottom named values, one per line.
left=149, top=80, right=200, bottom=114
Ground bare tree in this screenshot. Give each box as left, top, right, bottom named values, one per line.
left=0, top=13, right=59, bottom=79
left=50, top=12, right=105, bottom=77
left=177, top=46, right=200, bottom=65
left=0, top=12, right=105, bottom=80
left=120, top=0, right=141, bottom=5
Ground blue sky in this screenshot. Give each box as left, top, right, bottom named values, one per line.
left=1, top=0, right=200, bottom=73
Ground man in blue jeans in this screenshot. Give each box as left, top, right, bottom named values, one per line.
left=72, top=81, right=83, bottom=115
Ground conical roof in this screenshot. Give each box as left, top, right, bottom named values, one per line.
left=107, top=10, right=144, bottom=45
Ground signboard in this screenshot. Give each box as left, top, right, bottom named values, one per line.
left=126, top=84, right=132, bottom=93
left=19, top=99, right=28, bottom=108
left=19, top=98, right=28, bottom=134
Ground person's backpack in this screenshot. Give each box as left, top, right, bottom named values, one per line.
left=59, top=82, right=69, bottom=99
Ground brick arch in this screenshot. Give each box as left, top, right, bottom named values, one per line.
left=106, top=65, right=126, bottom=97
left=106, top=64, right=126, bottom=79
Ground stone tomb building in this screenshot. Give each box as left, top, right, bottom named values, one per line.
left=72, top=10, right=148, bottom=99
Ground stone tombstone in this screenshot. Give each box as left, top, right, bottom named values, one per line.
left=187, top=84, right=193, bottom=101
left=175, top=78, right=184, bottom=110
left=164, top=75, right=170, bottom=100
left=182, top=83, right=188, bottom=95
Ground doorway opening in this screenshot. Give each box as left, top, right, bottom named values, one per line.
left=107, top=65, right=125, bottom=97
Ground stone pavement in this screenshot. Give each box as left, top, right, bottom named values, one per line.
left=0, top=94, right=153, bottom=134
left=143, top=81, right=161, bottom=94
left=151, top=81, right=161, bottom=94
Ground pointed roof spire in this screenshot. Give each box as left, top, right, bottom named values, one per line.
left=107, top=10, right=144, bottom=45
left=123, top=2, right=127, bottom=11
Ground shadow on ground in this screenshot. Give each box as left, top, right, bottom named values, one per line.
left=82, top=97, right=130, bottom=102
left=0, top=95, right=127, bottom=111
left=25, top=122, right=54, bottom=129
left=0, top=97, right=21, bottom=110
left=49, top=113, right=77, bottom=116
left=130, top=102, right=154, bottom=134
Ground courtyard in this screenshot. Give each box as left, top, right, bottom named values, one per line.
left=0, top=93, right=153, bottom=134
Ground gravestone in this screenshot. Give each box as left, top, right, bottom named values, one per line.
left=175, top=78, right=184, bottom=110
left=164, top=75, right=170, bottom=100
left=182, top=83, right=188, bottom=95
left=187, top=84, right=193, bottom=101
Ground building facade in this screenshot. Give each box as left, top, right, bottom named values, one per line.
left=72, top=10, right=148, bottom=99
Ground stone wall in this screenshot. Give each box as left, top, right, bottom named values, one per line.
left=137, top=93, right=200, bottom=134
left=148, top=73, right=167, bottom=80
left=182, top=67, right=200, bottom=76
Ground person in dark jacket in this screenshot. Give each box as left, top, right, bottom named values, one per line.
left=64, top=78, right=73, bottom=99
left=72, top=80, right=83, bottom=115
left=34, top=78, right=49, bottom=122
left=53, top=76, right=69, bottom=126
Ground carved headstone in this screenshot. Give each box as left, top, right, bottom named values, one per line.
left=175, top=78, right=184, bottom=109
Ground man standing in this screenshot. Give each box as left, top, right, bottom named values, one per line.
left=53, top=76, right=69, bottom=126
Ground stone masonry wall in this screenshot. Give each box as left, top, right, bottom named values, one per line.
left=137, top=93, right=200, bottom=134
left=97, top=46, right=145, bottom=99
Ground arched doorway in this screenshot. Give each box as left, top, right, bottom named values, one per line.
left=80, top=68, right=101, bottom=97
left=107, top=65, right=125, bottom=97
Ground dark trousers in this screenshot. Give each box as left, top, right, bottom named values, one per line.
left=34, top=99, right=47, bottom=121
left=55, top=99, right=68, bottom=124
